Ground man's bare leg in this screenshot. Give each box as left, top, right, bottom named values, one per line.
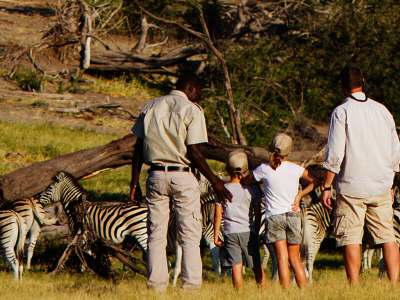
left=382, top=242, right=399, bottom=285
left=343, top=244, right=361, bottom=284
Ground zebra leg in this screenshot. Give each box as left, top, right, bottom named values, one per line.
left=3, top=225, right=20, bottom=281
left=261, top=244, right=269, bottom=269
left=172, top=242, right=183, bottom=286
left=209, top=243, right=220, bottom=276
left=364, top=248, right=375, bottom=270
left=266, top=243, right=278, bottom=281
left=378, top=248, right=386, bottom=278
left=26, top=221, right=41, bottom=270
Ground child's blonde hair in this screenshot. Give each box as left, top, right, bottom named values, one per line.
left=268, top=133, right=292, bottom=170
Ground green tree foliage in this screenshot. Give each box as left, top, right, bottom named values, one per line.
left=202, top=0, right=400, bottom=147
left=110, top=0, right=400, bottom=147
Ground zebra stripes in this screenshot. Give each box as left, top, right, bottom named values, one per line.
left=39, top=172, right=148, bottom=252
left=301, top=200, right=333, bottom=283
left=0, top=197, right=58, bottom=269
left=0, top=209, right=25, bottom=281
left=40, top=171, right=223, bottom=283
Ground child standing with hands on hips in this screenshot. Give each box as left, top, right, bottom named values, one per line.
left=242, top=133, right=321, bottom=290
left=214, top=150, right=267, bottom=291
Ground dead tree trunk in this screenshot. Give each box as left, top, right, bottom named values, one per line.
left=0, top=132, right=322, bottom=201
left=0, top=134, right=270, bottom=201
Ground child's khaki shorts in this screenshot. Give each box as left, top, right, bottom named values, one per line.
left=334, top=190, right=396, bottom=247
left=265, top=211, right=302, bottom=245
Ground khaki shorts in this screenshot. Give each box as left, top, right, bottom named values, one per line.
left=266, top=211, right=302, bottom=245
left=223, top=231, right=261, bottom=268
left=334, top=191, right=396, bottom=247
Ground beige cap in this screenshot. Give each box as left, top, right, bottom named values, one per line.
left=269, top=133, right=292, bottom=156
left=226, top=150, right=248, bottom=175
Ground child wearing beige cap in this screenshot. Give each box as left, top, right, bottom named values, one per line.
left=214, top=150, right=267, bottom=291
left=242, top=133, right=321, bottom=290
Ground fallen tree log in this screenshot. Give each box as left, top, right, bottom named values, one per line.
left=0, top=132, right=321, bottom=201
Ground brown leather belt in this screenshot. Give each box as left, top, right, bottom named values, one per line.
left=150, top=165, right=191, bottom=172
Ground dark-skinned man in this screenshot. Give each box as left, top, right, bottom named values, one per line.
left=130, top=73, right=232, bottom=291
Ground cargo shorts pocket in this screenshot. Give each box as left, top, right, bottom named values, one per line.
left=334, top=206, right=348, bottom=237
left=193, top=210, right=202, bottom=221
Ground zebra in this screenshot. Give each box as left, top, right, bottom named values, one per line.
left=39, top=172, right=148, bottom=254
left=0, top=209, right=26, bottom=281
left=259, top=203, right=278, bottom=281
left=40, top=171, right=223, bottom=283
left=0, top=197, right=59, bottom=269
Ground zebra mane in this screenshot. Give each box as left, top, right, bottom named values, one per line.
left=54, top=172, right=88, bottom=196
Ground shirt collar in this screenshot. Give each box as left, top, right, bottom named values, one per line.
left=169, top=90, right=189, bottom=100
left=350, top=92, right=366, bottom=100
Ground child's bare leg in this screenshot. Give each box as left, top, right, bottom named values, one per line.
left=288, top=244, right=307, bottom=289
left=252, top=265, right=267, bottom=289
left=273, top=240, right=290, bottom=290
left=232, top=264, right=244, bottom=291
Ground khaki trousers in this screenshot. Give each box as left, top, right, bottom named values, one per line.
left=145, top=170, right=202, bottom=291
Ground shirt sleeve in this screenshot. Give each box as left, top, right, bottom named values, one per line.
left=323, top=108, right=346, bottom=174
left=297, top=165, right=306, bottom=179
left=131, top=113, right=145, bottom=139
left=253, top=164, right=264, bottom=182
left=186, top=110, right=208, bottom=145
left=390, top=115, right=400, bottom=172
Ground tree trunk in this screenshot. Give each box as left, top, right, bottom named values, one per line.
left=0, top=133, right=321, bottom=201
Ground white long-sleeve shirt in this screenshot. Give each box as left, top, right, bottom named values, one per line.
left=323, top=92, right=400, bottom=198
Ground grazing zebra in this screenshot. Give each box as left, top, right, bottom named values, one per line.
left=39, top=172, right=148, bottom=253
left=0, top=197, right=58, bottom=269
left=0, top=210, right=26, bottom=281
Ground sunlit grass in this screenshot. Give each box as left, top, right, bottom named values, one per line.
left=93, top=76, right=160, bottom=101
left=0, top=121, right=119, bottom=174
left=0, top=259, right=398, bottom=300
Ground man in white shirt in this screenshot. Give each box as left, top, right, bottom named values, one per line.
left=130, top=73, right=232, bottom=291
left=322, top=65, right=400, bottom=285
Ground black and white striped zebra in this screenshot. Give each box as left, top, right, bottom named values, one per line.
left=299, top=187, right=336, bottom=283
left=39, top=172, right=148, bottom=253
left=0, top=197, right=58, bottom=269
left=0, top=209, right=26, bottom=280
left=40, top=171, right=223, bottom=283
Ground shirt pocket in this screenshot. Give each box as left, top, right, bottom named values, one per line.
left=333, top=206, right=348, bottom=237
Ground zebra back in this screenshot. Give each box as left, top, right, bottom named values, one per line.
left=41, top=172, right=148, bottom=251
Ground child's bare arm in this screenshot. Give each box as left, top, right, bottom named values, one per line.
left=241, top=172, right=257, bottom=186
left=292, top=169, right=321, bottom=211
left=214, top=204, right=223, bottom=247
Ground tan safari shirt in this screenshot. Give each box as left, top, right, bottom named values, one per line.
left=131, top=90, right=208, bottom=167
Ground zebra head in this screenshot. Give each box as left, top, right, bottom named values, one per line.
left=39, top=172, right=86, bottom=210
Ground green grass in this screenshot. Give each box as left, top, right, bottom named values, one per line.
left=0, top=121, right=119, bottom=174
left=93, top=76, right=160, bottom=101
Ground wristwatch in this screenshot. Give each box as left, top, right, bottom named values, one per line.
left=321, top=185, right=331, bottom=191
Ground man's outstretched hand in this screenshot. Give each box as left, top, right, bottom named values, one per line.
left=212, top=179, right=232, bottom=205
